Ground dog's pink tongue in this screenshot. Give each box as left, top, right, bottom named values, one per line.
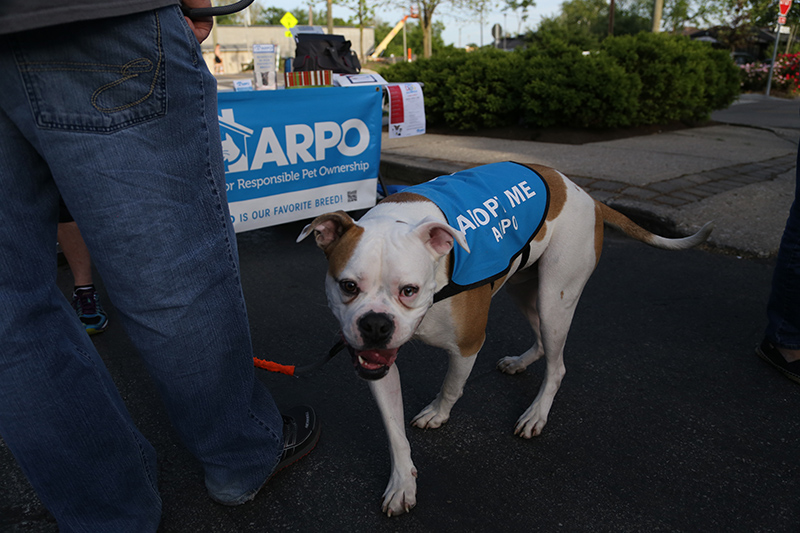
left=355, top=348, right=398, bottom=369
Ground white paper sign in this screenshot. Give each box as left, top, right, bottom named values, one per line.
left=233, top=79, right=254, bottom=92
left=253, top=44, right=277, bottom=90
left=387, top=83, right=426, bottom=138
left=334, top=73, right=389, bottom=87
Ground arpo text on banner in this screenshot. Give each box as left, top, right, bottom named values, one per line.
left=217, top=86, right=383, bottom=232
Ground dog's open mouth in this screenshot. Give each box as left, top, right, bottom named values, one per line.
left=347, top=345, right=398, bottom=380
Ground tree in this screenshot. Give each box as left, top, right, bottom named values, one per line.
left=217, top=2, right=347, bottom=26
left=532, top=0, right=650, bottom=46
left=710, top=0, right=799, bottom=28
left=254, top=5, right=299, bottom=25
left=660, top=0, right=716, bottom=32
left=335, top=0, right=390, bottom=61
left=613, top=0, right=652, bottom=34
left=535, top=13, right=603, bottom=48
left=535, top=0, right=609, bottom=45
left=504, top=0, right=537, bottom=35
left=417, top=0, right=447, bottom=57
left=697, top=0, right=798, bottom=55
left=373, top=19, right=447, bottom=57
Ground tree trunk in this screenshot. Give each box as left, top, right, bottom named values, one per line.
left=422, top=6, right=434, bottom=58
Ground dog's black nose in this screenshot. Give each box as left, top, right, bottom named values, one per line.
left=357, top=312, right=395, bottom=346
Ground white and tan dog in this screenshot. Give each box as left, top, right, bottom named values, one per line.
left=297, top=162, right=711, bottom=516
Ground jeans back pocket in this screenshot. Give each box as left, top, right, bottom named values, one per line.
left=13, top=10, right=167, bottom=134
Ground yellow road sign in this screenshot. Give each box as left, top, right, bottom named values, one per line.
left=280, top=12, right=298, bottom=37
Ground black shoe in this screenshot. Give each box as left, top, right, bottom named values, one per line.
left=210, top=406, right=320, bottom=506
left=756, top=339, right=800, bottom=384
left=274, top=405, right=321, bottom=474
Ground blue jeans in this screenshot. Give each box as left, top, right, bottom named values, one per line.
left=766, top=138, right=800, bottom=350
left=0, top=7, right=283, bottom=531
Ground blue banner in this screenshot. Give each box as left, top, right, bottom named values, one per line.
left=218, top=86, right=382, bottom=232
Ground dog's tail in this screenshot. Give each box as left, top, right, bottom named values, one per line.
left=598, top=202, right=713, bottom=250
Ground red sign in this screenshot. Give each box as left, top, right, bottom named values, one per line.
left=779, top=15, right=787, bottom=24
left=780, top=0, right=792, bottom=16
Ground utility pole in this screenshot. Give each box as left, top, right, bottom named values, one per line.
left=766, top=26, right=783, bottom=96
left=609, top=0, right=615, bottom=35
left=652, top=0, right=663, bottom=32
left=480, top=6, right=484, bottom=47
left=327, top=0, right=333, bottom=34
left=768, top=0, right=794, bottom=95
left=403, top=22, right=408, bottom=61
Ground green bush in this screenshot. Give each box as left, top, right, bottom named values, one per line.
left=382, top=49, right=470, bottom=127
left=601, top=32, right=739, bottom=124
left=701, top=47, right=741, bottom=111
left=383, top=48, right=523, bottom=130
left=381, top=33, right=739, bottom=131
left=440, top=49, right=524, bottom=130
left=518, top=45, right=640, bottom=128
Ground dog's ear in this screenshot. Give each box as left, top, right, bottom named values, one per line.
left=412, top=218, right=470, bottom=258
left=297, top=211, right=356, bottom=252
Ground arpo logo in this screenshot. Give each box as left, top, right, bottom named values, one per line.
left=219, top=109, right=370, bottom=173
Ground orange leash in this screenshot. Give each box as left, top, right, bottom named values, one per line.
left=253, top=357, right=296, bottom=376
left=252, top=338, right=346, bottom=377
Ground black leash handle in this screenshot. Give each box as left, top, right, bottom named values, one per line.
left=181, top=0, right=255, bottom=18
left=293, top=338, right=346, bottom=376
left=253, top=338, right=347, bottom=377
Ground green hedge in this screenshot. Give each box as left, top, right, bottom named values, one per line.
left=601, top=33, right=740, bottom=124
left=381, top=33, right=740, bottom=130
left=382, top=49, right=522, bottom=130
left=518, top=43, right=641, bottom=128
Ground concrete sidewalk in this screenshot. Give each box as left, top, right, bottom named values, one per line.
left=380, top=94, right=800, bottom=258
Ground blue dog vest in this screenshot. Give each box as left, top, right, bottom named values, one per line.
left=407, top=162, right=550, bottom=300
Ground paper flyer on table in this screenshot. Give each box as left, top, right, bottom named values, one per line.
left=387, top=83, right=425, bottom=138
left=252, top=44, right=277, bottom=90
left=333, top=73, right=388, bottom=87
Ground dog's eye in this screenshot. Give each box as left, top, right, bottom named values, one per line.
left=400, top=285, right=418, bottom=298
left=339, top=280, right=359, bottom=295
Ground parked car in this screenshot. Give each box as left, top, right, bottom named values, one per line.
left=731, top=51, right=757, bottom=65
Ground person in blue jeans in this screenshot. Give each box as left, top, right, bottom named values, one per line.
left=0, top=2, right=319, bottom=531
left=757, top=135, right=800, bottom=384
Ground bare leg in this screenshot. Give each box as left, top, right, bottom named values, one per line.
left=58, top=221, right=93, bottom=287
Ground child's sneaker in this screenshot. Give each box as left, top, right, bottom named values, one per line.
left=71, top=286, right=109, bottom=335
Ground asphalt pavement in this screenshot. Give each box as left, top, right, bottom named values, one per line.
left=2, top=94, right=800, bottom=532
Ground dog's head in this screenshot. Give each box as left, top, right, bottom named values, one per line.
left=297, top=209, right=468, bottom=380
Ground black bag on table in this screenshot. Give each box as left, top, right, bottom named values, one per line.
left=293, top=34, right=361, bottom=74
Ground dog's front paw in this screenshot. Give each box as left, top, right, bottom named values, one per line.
left=514, top=404, right=548, bottom=438
left=497, top=355, right=530, bottom=374
left=411, top=398, right=451, bottom=429
left=382, top=468, right=418, bottom=516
